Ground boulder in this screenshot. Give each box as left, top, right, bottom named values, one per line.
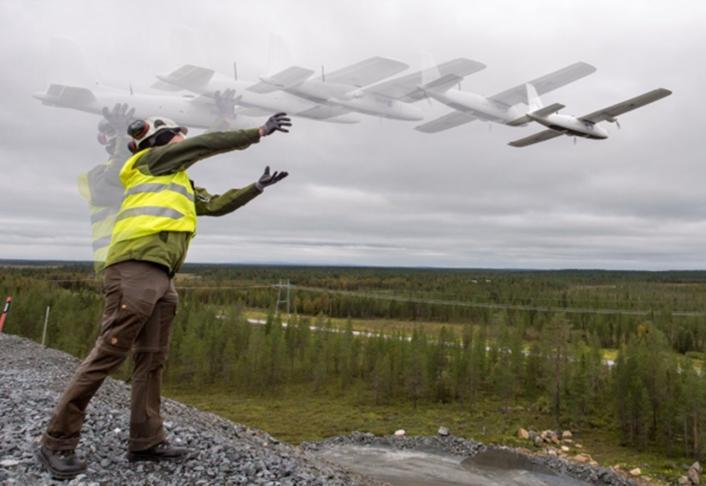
left=394, top=429, right=405, bottom=437
left=561, top=446, right=570, bottom=453
left=437, top=427, right=449, bottom=437
left=562, top=430, right=573, bottom=439
left=573, top=453, right=592, bottom=464
left=517, top=428, right=529, bottom=440
left=679, top=476, right=691, bottom=485
left=629, top=468, right=641, bottom=477
left=693, top=462, right=703, bottom=474
left=533, top=436, right=543, bottom=447
left=688, top=465, right=700, bottom=485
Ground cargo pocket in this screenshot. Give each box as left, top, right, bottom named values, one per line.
left=102, top=288, right=158, bottom=352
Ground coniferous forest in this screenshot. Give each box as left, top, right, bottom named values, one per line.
left=3, top=261, right=706, bottom=473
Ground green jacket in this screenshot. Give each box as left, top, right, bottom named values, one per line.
left=104, top=128, right=262, bottom=275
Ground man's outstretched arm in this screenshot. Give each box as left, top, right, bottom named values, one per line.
left=136, top=113, right=292, bottom=176
left=194, top=166, right=289, bottom=217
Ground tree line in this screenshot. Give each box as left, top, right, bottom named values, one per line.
left=2, top=263, right=706, bottom=459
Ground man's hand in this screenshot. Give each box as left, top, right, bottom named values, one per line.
left=101, top=103, right=136, bottom=134
left=213, top=89, right=238, bottom=119
left=259, top=112, right=291, bottom=137
left=256, top=166, right=289, bottom=191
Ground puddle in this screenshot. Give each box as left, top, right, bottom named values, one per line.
left=318, top=445, right=591, bottom=486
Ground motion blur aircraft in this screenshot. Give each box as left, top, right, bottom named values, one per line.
left=415, top=62, right=597, bottom=133
left=156, top=61, right=395, bottom=124
left=508, top=86, right=672, bottom=147
left=33, top=83, right=247, bottom=129
left=159, top=58, right=487, bottom=122
left=262, top=58, right=486, bottom=121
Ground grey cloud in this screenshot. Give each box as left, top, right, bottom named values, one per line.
left=1, top=0, right=703, bottom=269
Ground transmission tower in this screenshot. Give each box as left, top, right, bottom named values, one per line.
left=273, top=279, right=291, bottom=321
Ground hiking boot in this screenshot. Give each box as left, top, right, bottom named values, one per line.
left=127, top=441, right=188, bottom=462
left=36, top=445, right=87, bottom=480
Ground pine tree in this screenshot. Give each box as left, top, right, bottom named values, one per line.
left=541, top=313, right=571, bottom=427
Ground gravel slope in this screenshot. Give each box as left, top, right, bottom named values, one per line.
left=0, top=333, right=380, bottom=485
left=0, top=333, right=634, bottom=485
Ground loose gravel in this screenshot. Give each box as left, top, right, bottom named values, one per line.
left=0, top=333, right=381, bottom=485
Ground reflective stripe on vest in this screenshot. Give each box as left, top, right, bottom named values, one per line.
left=109, top=148, right=196, bottom=246
left=124, top=183, right=195, bottom=201
left=89, top=206, right=119, bottom=263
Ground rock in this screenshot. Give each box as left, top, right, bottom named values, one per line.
left=437, top=427, right=449, bottom=437
left=394, top=429, right=405, bottom=437
left=533, top=436, right=543, bottom=447
left=517, top=428, right=529, bottom=440
left=693, top=462, right=704, bottom=474
left=575, top=443, right=583, bottom=448
left=561, top=446, right=570, bottom=452
left=688, top=465, right=701, bottom=485
left=629, top=467, right=641, bottom=477
left=679, top=475, right=691, bottom=485
left=0, top=459, right=20, bottom=467
left=562, top=430, right=573, bottom=439
left=574, top=453, right=592, bottom=464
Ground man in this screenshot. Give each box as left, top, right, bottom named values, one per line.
left=78, top=104, right=135, bottom=271
left=37, top=112, right=291, bottom=480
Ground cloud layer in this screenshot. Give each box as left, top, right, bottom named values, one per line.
left=0, top=0, right=702, bottom=269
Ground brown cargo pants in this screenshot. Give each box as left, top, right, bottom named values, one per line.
left=41, top=260, right=178, bottom=452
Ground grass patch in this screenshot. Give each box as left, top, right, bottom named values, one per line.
left=163, top=383, right=691, bottom=483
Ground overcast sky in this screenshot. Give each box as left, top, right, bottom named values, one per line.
left=0, top=0, right=703, bottom=270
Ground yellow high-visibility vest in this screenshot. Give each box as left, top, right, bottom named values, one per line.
left=110, top=148, right=196, bottom=246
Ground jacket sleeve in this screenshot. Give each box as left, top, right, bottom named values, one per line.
left=194, top=183, right=263, bottom=217
left=135, top=129, right=261, bottom=176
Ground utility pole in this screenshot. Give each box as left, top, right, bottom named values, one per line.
left=273, top=280, right=291, bottom=322
left=41, top=306, right=51, bottom=346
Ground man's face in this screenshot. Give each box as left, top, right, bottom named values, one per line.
left=169, top=133, right=185, bottom=144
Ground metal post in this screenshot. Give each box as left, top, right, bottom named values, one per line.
left=41, top=306, right=51, bottom=346
left=274, top=280, right=283, bottom=317
left=0, top=296, right=12, bottom=333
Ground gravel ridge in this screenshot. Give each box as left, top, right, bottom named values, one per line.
left=0, top=333, right=381, bottom=485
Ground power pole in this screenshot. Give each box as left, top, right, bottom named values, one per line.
left=41, top=306, right=51, bottom=346
left=273, top=280, right=291, bottom=322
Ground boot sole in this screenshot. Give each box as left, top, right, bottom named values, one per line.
left=35, top=447, right=87, bottom=480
